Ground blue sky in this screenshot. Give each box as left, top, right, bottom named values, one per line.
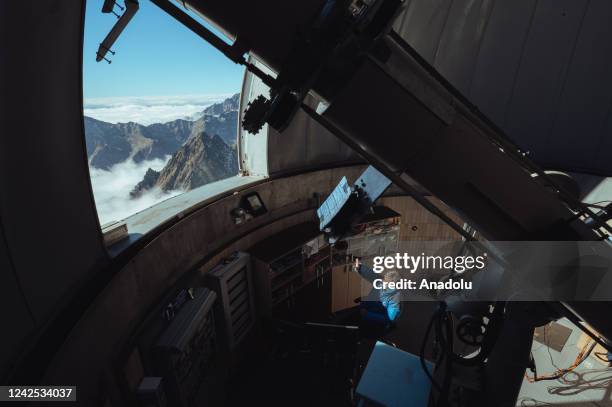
left=83, top=0, right=244, bottom=99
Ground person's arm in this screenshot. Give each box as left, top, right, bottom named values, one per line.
left=353, top=257, right=377, bottom=283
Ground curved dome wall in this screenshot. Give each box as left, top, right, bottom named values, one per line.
left=239, top=60, right=362, bottom=178
left=394, top=0, right=612, bottom=175
left=0, top=0, right=109, bottom=381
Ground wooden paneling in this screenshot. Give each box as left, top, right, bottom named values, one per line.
left=379, top=196, right=464, bottom=241
left=331, top=265, right=349, bottom=313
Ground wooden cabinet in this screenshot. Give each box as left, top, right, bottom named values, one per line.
left=250, top=222, right=332, bottom=322
left=349, top=267, right=370, bottom=303
left=331, top=264, right=373, bottom=312
left=331, top=265, right=349, bottom=313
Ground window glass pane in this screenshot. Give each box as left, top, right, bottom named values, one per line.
left=83, top=0, right=244, bottom=226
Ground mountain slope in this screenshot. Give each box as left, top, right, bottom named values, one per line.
left=190, top=110, right=238, bottom=147
left=130, top=132, right=238, bottom=197
left=84, top=117, right=133, bottom=170
left=84, top=117, right=193, bottom=170
left=190, top=92, right=239, bottom=146
left=199, top=93, right=239, bottom=116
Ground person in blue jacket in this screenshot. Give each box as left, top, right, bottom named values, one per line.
left=352, top=257, right=402, bottom=329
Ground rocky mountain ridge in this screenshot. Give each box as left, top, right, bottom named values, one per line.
left=84, top=93, right=240, bottom=170
left=130, top=132, right=238, bottom=197
left=85, top=93, right=241, bottom=200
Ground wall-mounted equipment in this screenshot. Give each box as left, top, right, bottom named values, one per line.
left=96, top=0, right=140, bottom=63
left=153, top=288, right=217, bottom=407
left=206, top=252, right=256, bottom=350
left=230, top=192, right=267, bottom=224
left=241, top=192, right=267, bottom=217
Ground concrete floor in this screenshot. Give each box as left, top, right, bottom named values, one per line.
left=517, top=318, right=612, bottom=407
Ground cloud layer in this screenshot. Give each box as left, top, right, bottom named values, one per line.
left=90, top=157, right=183, bottom=224
left=84, top=93, right=231, bottom=125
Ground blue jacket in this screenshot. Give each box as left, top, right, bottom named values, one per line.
left=357, top=264, right=401, bottom=321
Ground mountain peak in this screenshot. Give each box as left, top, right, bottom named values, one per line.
left=130, top=168, right=161, bottom=198
left=130, top=131, right=238, bottom=197
left=203, top=93, right=240, bottom=116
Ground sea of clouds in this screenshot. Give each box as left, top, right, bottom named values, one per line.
left=90, top=156, right=184, bottom=225
left=84, top=93, right=232, bottom=125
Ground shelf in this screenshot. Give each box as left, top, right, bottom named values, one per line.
left=250, top=222, right=320, bottom=263
left=271, top=266, right=303, bottom=291
left=304, top=246, right=331, bottom=268
left=270, top=256, right=303, bottom=275
left=271, top=277, right=304, bottom=305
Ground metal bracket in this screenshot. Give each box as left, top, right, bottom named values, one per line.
left=96, top=0, right=140, bottom=63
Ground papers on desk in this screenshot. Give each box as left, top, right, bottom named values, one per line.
left=317, top=176, right=351, bottom=230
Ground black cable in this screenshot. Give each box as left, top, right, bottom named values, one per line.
left=535, top=340, right=597, bottom=382
left=594, top=351, right=610, bottom=363
left=440, top=311, right=455, bottom=407
left=420, top=309, right=443, bottom=395
left=544, top=325, right=562, bottom=371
